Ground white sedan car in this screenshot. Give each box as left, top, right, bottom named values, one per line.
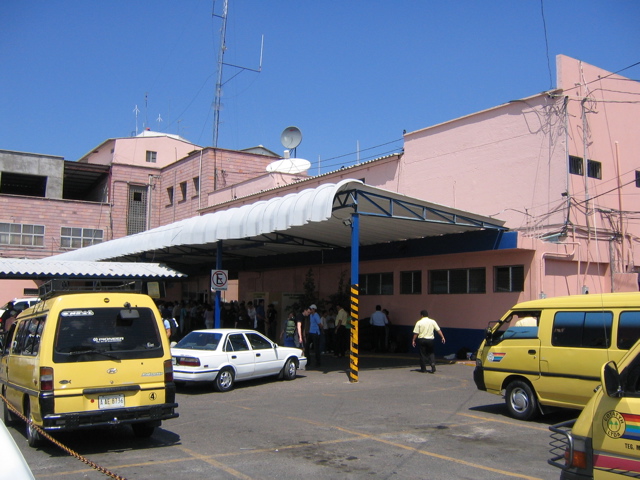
left=171, top=329, right=307, bottom=392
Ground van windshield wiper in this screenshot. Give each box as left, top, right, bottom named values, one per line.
left=67, top=348, right=121, bottom=360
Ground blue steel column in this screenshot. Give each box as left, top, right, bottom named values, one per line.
left=214, top=240, right=222, bottom=328
left=349, top=213, right=359, bottom=383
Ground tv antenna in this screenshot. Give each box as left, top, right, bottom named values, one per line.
left=266, top=126, right=310, bottom=174
left=212, top=0, right=264, bottom=148
left=280, top=126, right=302, bottom=157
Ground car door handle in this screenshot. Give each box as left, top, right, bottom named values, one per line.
left=528, top=350, right=536, bottom=355
left=256, top=353, right=261, bottom=357
left=231, top=355, right=237, bottom=359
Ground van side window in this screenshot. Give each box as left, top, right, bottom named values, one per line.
left=11, top=321, right=29, bottom=355
left=552, top=311, right=613, bottom=348
left=618, top=311, right=640, bottom=350
left=22, top=318, right=45, bottom=356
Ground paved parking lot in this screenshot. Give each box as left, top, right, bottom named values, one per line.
left=7, top=353, right=573, bottom=479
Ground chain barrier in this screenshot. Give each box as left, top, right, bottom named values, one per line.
left=1, top=392, right=128, bottom=480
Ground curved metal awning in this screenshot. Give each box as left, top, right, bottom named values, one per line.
left=52, top=179, right=506, bottom=269
left=0, top=258, right=185, bottom=280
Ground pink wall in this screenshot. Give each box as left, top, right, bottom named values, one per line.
left=79, top=134, right=199, bottom=168
left=400, top=94, right=568, bottom=230
left=0, top=194, right=112, bottom=257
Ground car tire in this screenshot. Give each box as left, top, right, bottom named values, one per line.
left=505, top=380, right=538, bottom=421
left=214, top=367, right=235, bottom=392
left=25, top=401, right=43, bottom=448
left=282, top=358, right=297, bottom=381
left=132, top=422, right=156, bottom=438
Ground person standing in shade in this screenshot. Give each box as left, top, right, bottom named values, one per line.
left=306, top=304, right=323, bottom=368
left=370, top=305, right=388, bottom=352
left=266, top=303, right=278, bottom=341
left=334, top=304, right=350, bottom=357
left=411, top=310, right=446, bottom=373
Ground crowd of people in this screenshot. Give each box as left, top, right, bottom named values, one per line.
left=155, top=298, right=280, bottom=342
left=155, top=299, right=356, bottom=368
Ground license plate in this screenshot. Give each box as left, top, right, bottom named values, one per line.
left=98, top=394, right=125, bottom=409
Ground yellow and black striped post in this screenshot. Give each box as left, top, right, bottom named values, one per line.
left=349, top=284, right=359, bottom=383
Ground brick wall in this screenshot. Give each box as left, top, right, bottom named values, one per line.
left=0, top=194, right=111, bottom=259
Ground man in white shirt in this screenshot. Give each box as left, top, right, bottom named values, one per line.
left=411, top=310, right=446, bottom=373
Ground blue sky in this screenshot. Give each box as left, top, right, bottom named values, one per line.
left=1, top=1, right=638, bottom=174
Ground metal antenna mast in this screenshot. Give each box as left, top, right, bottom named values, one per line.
left=212, top=0, right=263, bottom=148
left=212, top=0, right=228, bottom=148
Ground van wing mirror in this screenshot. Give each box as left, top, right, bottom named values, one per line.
left=485, top=321, right=499, bottom=345
left=602, top=361, right=623, bottom=398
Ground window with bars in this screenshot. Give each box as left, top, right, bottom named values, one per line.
left=61, top=227, right=103, bottom=249
left=127, top=185, right=147, bottom=235
left=400, top=270, right=422, bottom=294
left=569, top=155, right=602, bottom=179
left=429, top=268, right=486, bottom=294
left=494, top=265, right=525, bottom=292
left=0, top=223, right=45, bottom=247
left=359, top=272, right=393, bottom=295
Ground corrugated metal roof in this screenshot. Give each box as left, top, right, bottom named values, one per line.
left=52, top=179, right=506, bottom=266
left=0, top=259, right=185, bottom=279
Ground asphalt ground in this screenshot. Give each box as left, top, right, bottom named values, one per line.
left=5, top=352, right=576, bottom=480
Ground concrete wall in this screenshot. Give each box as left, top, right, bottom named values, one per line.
left=0, top=150, right=64, bottom=199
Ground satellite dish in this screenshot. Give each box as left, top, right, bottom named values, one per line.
left=280, top=126, right=302, bottom=149
left=266, top=157, right=311, bottom=174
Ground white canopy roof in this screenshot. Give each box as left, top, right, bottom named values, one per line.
left=0, top=259, right=185, bottom=279
left=52, top=180, right=505, bottom=267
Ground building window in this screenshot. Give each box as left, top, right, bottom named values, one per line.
left=0, top=172, right=48, bottom=197
left=587, top=160, right=602, bottom=179
left=569, top=155, right=601, bottom=179
left=400, top=270, right=422, bottom=294
left=146, top=151, right=157, bottom=163
left=429, top=268, right=486, bottom=294
left=179, top=181, right=187, bottom=202
left=0, top=223, right=45, bottom=247
left=636, top=171, right=640, bottom=188
left=193, top=177, right=200, bottom=196
left=359, top=272, right=393, bottom=295
left=61, top=227, right=103, bottom=249
left=167, top=186, right=174, bottom=206
left=494, top=265, right=524, bottom=292
left=127, top=185, right=148, bottom=235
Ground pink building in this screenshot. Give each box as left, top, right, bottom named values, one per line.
left=193, top=55, right=639, bottom=352
left=2, top=55, right=638, bottom=354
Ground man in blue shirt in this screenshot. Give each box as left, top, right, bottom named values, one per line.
left=306, top=304, right=323, bottom=368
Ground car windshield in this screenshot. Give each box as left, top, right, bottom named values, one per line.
left=175, top=332, right=223, bottom=351
left=53, top=307, right=164, bottom=363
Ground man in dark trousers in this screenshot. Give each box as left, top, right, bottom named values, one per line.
left=411, top=310, right=446, bottom=373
